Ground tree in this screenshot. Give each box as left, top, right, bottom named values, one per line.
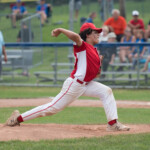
left=119, top=0, right=126, bottom=18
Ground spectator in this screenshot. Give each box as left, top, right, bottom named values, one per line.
left=36, top=0, right=52, bottom=26
left=119, top=27, right=136, bottom=69
left=85, top=12, right=97, bottom=23
left=108, top=32, right=117, bottom=65
left=132, top=30, right=147, bottom=69
left=132, top=31, right=146, bottom=59
left=104, top=9, right=126, bottom=42
left=128, top=10, right=145, bottom=35
left=74, top=0, right=82, bottom=21
left=144, top=20, right=150, bottom=41
left=11, top=0, right=28, bottom=28
left=99, top=32, right=116, bottom=73
left=17, top=23, right=34, bottom=42
left=0, top=31, right=7, bottom=80
left=99, top=25, right=109, bottom=42
left=141, top=56, right=150, bottom=72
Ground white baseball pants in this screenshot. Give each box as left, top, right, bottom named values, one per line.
left=22, top=77, right=118, bottom=122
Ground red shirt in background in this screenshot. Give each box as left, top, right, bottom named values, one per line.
left=129, top=19, right=145, bottom=30
left=104, top=16, right=126, bottom=35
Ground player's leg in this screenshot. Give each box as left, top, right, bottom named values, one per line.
left=82, top=81, right=130, bottom=131
left=82, top=81, right=118, bottom=121
left=141, top=56, right=150, bottom=71
left=11, top=10, right=18, bottom=28
left=5, top=77, right=86, bottom=126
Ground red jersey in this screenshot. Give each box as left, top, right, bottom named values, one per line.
left=70, top=41, right=101, bottom=82
left=129, top=19, right=145, bottom=30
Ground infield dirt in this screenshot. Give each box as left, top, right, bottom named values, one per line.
left=0, top=124, right=150, bottom=141
left=0, top=98, right=150, bottom=141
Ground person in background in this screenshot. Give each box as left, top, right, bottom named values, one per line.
left=141, top=56, right=150, bottom=72
left=128, top=10, right=145, bottom=36
left=17, top=23, right=34, bottom=42
left=0, top=31, right=7, bottom=80
left=132, top=30, right=147, bottom=69
left=99, top=25, right=110, bottom=42
left=11, top=0, right=28, bottom=28
left=132, top=31, right=146, bottom=59
left=118, top=27, right=136, bottom=71
left=36, top=0, right=52, bottom=26
left=104, top=9, right=126, bottom=42
left=74, top=0, right=82, bottom=21
left=100, top=32, right=117, bottom=73
left=108, top=32, right=117, bottom=65
left=144, top=20, right=150, bottom=41
left=85, top=12, right=97, bottom=24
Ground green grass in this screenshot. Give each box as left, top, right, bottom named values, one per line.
left=0, top=107, right=149, bottom=124
left=0, top=133, right=150, bottom=150
left=0, top=86, right=150, bottom=101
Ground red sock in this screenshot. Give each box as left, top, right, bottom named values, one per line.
left=17, top=115, right=24, bottom=123
left=108, top=119, right=117, bottom=126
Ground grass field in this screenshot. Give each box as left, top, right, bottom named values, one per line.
left=0, top=133, right=150, bottom=150
left=0, top=86, right=150, bottom=101
left=0, top=106, right=149, bottom=124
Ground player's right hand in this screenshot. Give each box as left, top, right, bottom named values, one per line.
left=51, top=28, right=61, bottom=37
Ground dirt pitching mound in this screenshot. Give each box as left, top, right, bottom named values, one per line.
left=0, top=124, right=150, bottom=141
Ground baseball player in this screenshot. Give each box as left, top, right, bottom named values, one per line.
left=5, top=23, right=130, bottom=131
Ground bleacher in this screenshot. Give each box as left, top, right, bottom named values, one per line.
left=34, top=51, right=150, bottom=85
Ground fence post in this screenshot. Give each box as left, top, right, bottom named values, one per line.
left=136, top=46, right=140, bottom=88
left=54, top=47, right=58, bottom=85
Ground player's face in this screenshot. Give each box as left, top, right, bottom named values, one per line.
left=88, top=30, right=100, bottom=45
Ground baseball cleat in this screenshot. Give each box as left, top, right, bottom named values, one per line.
left=5, top=110, right=20, bottom=127
left=106, top=121, right=130, bottom=132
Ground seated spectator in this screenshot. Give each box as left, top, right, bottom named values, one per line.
left=0, top=31, right=7, bottom=80
left=144, top=20, right=150, bottom=41
left=128, top=10, right=145, bottom=36
left=99, top=32, right=116, bottom=73
left=118, top=27, right=136, bottom=70
left=99, top=25, right=109, bottom=42
left=85, top=12, right=97, bottom=23
left=11, top=0, right=28, bottom=28
left=108, top=32, right=117, bottom=65
left=141, top=56, right=150, bottom=72
left=132, top=30, right=147, bottom=69
left=36, top=0, right=52, bottom=26
left=104, top=9, right=126, bottom=42
left=17, top=23, right=34, bottom=42
left=132, top=31, right=146, bottom=59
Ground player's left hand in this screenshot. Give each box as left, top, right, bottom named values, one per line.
left=51, top=28, right=61, bottom=37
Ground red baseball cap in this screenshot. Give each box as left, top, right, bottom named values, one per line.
left=80, top=23, right=102, bottom=33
